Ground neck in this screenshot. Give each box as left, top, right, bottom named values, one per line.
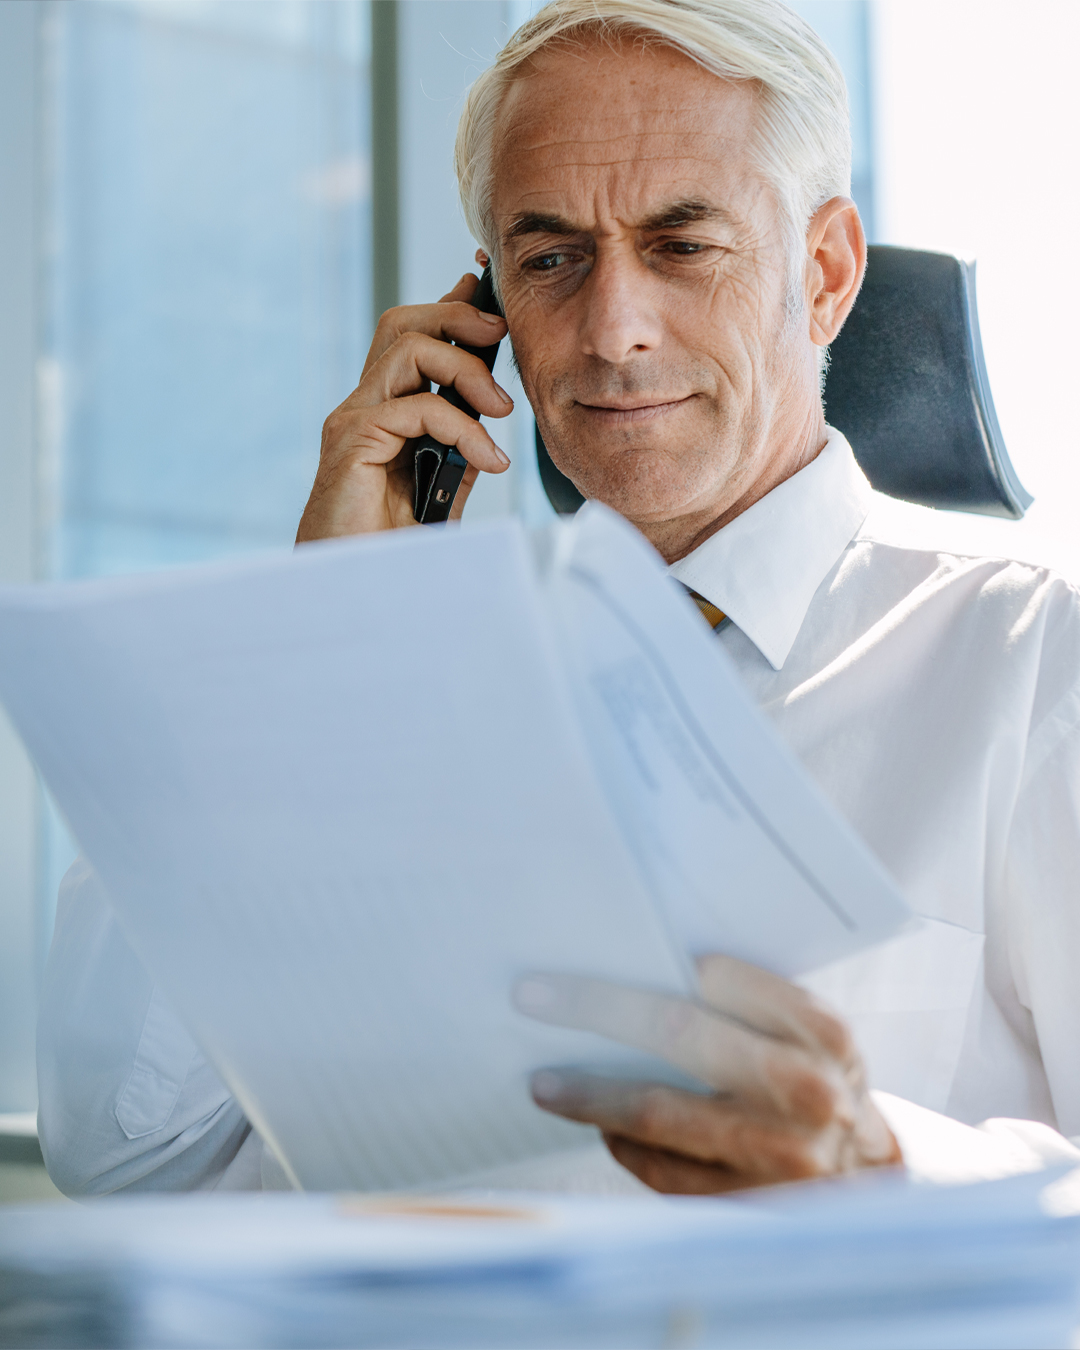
left=633, top=403, right=829, bottom=564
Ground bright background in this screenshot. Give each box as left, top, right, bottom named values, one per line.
left=0, top=0, right=1076, bottom=1125
left=872, top=0, right=1080, bottom=577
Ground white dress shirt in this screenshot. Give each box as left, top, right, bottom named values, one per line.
left=36, top=428, right=1080, bottom=1194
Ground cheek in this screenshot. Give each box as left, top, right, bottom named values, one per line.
left=710, top=269, right=769, bottom=339
left=697, top=274, right=787, bottom=393
left=505, top=304, right=570, bottom=401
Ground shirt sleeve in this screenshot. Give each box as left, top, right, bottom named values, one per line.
left=873, top=1090, right=1080, bottom=1183
left=36, top=857, right=258, bottom=1195
left=1002, top=678, right=1080, bottom=1139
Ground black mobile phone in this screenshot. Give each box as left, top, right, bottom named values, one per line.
left=410, top=265, right=504, bottom=525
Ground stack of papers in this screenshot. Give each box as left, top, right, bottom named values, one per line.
left=0, top=506, right=911, bottom=1191
left=2, top=1170, right=1079, bottom=1348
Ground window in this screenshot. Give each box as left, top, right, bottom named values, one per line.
left=40, top=0, right=371, bottom=580
left=0, top=0, right=374, bottom=1112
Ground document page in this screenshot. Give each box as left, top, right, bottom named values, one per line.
left=536, top=505, right=912, bottom=975
left=0, top=525, right=691, bottom=1191
left=0, top=512, right=910, bottom=1192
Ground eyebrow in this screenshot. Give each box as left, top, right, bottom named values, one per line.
left=639, top=199, right=737, bottom=232
left=505, top=212, right=581, bottom=241
left=504, top=198, right=737, bottom=243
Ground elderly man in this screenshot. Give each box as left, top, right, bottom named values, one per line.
left=38, top=0, right=1080, bottom=1196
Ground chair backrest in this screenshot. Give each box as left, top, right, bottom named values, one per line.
left=534, top=244, right=1032, bottom=519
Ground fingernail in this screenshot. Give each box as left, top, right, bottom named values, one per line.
left=494, top=383, right=513, bottom=406
left=530, top=1070, right=566, bottom=1103
left=494, top=447, right=511, bottom=468
left=479, top=310, right=504, bottom=324
left=514, top=975, right=557, bottom=1012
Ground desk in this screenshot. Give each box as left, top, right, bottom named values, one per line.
left=1, top=1170, right=1079, bottom=1349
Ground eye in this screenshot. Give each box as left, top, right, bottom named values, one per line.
left=527, top=251, right=574, bottom=271
left=662, top=239, right=708, bottom=255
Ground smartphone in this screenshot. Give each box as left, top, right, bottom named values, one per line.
left=410, top=265, right=504, bottom=524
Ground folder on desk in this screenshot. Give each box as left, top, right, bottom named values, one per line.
left=0, top=505, right=911, bottom=1190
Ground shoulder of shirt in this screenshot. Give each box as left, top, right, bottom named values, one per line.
left=852, top=490, right=1080, bottom=598
left=844, top=492, right=1080, bottom=771
left=853, top=493, right=1080, bottom=764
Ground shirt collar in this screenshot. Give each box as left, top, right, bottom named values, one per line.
left=668, top=427, right=872, bottom=671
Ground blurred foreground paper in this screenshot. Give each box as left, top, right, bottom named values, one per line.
left=0, top=505, right=910, bottom=1190
left=3, top=1171, right=1079, bottom=1349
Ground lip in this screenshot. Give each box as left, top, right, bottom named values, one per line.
left=575, top=395, right=694, bottom=425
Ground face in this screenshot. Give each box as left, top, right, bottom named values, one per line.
left=490, top=37, right=827, bottom=558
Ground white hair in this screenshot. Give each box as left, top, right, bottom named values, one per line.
left=455, top=0, right=852, bottom=296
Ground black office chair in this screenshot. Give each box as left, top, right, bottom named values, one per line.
left=534, top=245, right=1032, bottom=519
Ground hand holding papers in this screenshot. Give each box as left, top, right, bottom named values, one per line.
left=516, top=953, right=901, bottom=1193
left=0, top=505, right=911, bottom=1191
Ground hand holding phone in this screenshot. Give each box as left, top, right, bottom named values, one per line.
left=295, top=270, right=511, bottom=544
left=410, top=266, right=505, bottom=524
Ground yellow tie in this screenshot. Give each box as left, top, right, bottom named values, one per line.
left=687, top=590, right=726, bottom=630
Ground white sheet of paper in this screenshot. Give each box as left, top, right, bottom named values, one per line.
left=0, top=510, right=910, bottom=1191
left=0, top=524, right=694, bottom=1189
left=538, top=505, right=912, bottom=974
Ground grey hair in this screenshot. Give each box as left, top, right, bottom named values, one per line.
left=455, top=0, right=852, bottom=363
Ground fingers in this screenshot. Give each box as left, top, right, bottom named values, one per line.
left=297, top=390, right=509, bottom=542
left=604, top=1136, right=743, bottom=1195
left=532, top=1071, right=900, bottom=1193
left=322, top=391, right=510, bottom=475
left=299, top=272, right=510, bottom=543
left=849, top=1098, right=904, bottom=1169
left=514, top=973, right=844, bottom=1122
left=517, top=964, right=902, bottom=1195
left=602, top=1130, right=898, bottom=1195
left=696, top=954, right=857, bottom=1066
left=364, top=291, right=506, bottom=377
left=359, top=333, right=513, bottom=418
left=530, top=1071, right=839, bottom=1182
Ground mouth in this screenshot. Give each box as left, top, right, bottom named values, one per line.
left=574, top=395, right=695, bottom=425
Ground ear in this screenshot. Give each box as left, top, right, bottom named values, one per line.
left=804, top=197, right=866, bottom=348
left=475, top=249, right=491, bottom=268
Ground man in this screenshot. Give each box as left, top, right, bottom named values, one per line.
left=38, top=0, right=1080, bottom=1196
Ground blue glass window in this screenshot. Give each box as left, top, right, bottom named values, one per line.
left=40, top=0, right=372, bottom=579
left=35, top=0, right=372, bottom=936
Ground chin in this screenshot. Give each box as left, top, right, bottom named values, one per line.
left=556, top=442, right=716, bottom=526
left=587, top=481, right=705, bottom=526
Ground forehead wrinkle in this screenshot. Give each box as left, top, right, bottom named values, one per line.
left=508, top=154, right=742, bottom=174
left=496, top=45, right=760, bottom=148
left=497, top=90, right=754, bottom=144
left=508, top=128, right=739, bottom=154
left=499, top=160, right=751, bottom=222
left=505, top=178, right=745, bottom=220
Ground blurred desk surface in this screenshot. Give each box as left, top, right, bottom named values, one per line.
left=2, top=1171, right=1080, bottom=1349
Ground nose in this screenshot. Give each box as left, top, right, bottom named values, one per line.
left=577, top=252, right=664, bottom=365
